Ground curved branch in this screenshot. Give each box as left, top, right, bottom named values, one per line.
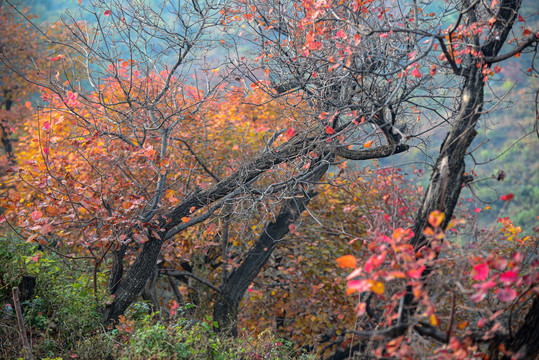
left=483, top=32, right=538, bottom=64
left=334, top=144, right=409, bottom=160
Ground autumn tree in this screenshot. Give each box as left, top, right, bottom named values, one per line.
left=2, top=0, right=407, bottom=330
left=228, top=0, right=538, bottom=357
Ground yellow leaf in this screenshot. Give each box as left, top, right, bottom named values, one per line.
left=370, top=280, right=385, bottom=295
left=429, top=314, right=439, bottom=327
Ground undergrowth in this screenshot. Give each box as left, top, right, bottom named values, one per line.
left=0, top=233, right=315, bottom=359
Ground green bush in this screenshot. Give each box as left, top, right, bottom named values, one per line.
left=0, top=233, right=104, bottom=358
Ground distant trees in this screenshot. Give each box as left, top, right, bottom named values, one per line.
left=1, top=0, right=537, bottom=358
left=0, top=6, right=45, bottom=166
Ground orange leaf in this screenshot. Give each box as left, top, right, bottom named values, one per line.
left=346, top=287, right=357, bottom=295
left=428, top=210, right=444, bottom=228
left=336, top=255, right=357, bottom=268
left=181, top=217, right=190, bottom=223
left=457, top=321, right=469, bottom=329
left=30, top=252, right=41, bottom=262
left=121, top=201, right=133, bottom=209
left=363, top=140, right=373, bottom=148
left=26, top=234, right=38, bottom=243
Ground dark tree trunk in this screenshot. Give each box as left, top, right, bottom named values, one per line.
left=213, top=191, right=318, bottom=335
left=213, top=157, right=331, bottom=334
left=501, top=295, right=539, bottom=360
left=102, top=236, right=163, bottom=323
left=141, top=263, right=161, bottom=314
left=402, top=0, right=524, bottom=321
left=410, top=59, right=484, bottom=250
left=1, top=93, right=15, bottom=165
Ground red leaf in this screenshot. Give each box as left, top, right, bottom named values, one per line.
left=30, top=252, right=41, bottom=262
left=364, top=252, right=386, bottom=273
left=325, top=126, right=335, bottom=135
left=499, top=193, right=514, bottom=201
left=31, top=210, right=42, bottom=222
left=346, top=267, right=362, bottom=280
left=379, top=33, right=389, bottom=38
left=411, top=68, right=422, bottom=78
left=50, top=55, right=65, bottom=62
left=496, top=287, right=516, bottom=302
left=335, top=30, right=346, bottom=39
left=518, top=14, right=525, bottom=22
left=286, top=127, right=296, bottom=138
left=347, top=279, right=370, bottom=293
left=472, top=263, right=490, bottom=281
left=407, top=265, right=425, bottom=279
left=499, top=271, right=518, bottom=285
left=170, top=300, right=179, bottom=317
left=104, top=10, right=111, bottom=16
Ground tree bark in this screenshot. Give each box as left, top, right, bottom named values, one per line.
left=501, top=295, right=539, bottom=360
left=410, top=58, right=484, bottom=250
left=1, top=93, right=15, bottom=165
left=102, top=235, right=163, bottom=322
